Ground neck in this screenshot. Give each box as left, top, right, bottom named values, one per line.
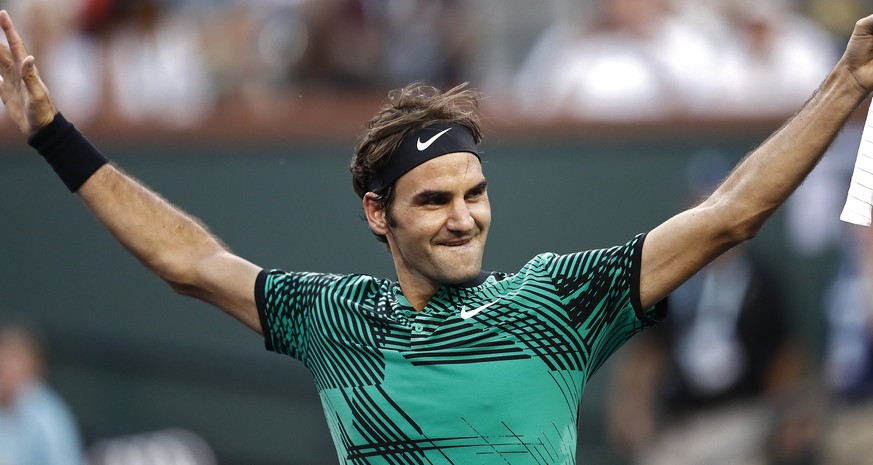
left=396, top=273, right=439, bottom=311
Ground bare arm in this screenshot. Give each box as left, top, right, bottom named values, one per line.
left=639, top=15, right=873, bottom=309
left=0, top=11, right=263, bottom=333
left=78, top=166, right=263, bottom=332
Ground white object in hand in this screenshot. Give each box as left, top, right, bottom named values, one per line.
left=840, top=103, right=873, bottom=226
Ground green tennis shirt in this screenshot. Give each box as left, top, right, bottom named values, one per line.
left=256, top=233, right=665, bottom=464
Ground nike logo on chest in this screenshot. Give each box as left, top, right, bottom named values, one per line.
left=460, top=299, right=501, bottom=319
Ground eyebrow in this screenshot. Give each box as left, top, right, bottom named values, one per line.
left=467, top=180, right=489, bottom=195
left=410, top=180, right=489, bottom=205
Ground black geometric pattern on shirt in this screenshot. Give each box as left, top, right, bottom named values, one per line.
left=547, top=240, right=646, bottom=375
left=422, top=241, right=644, bottom=375
left=340, top=385, right=434, bottom=465
left=265, top=272, right=392, bottom=391
left=262, top=270, right=314, bottom=360
left=551, top=246, right=629, bottom=327
left=495, top=275, right=590, bottom=373
left=421, top=265, right=596, bottom=373
left=398, top=262, right=625, bottom=373
left=400, top=297, right=531, bottom=366
left=333, top=385, right=557, bottom=465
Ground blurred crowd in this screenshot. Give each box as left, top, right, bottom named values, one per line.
left=511, top=0, right=840, bottom=120
left=0, top=0, right=868, bottom=128
left=0, top=0, right=480, bottom=128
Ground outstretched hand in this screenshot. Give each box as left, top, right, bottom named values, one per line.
left=0, top=10, right=56, bottom=138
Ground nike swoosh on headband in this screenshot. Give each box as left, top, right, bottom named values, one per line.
left=417, top=127, right=452, bottom=151
left=367, top=123, right=479, bottom=192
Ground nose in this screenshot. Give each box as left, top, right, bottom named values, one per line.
left=446, top=198, right=475, bottom=233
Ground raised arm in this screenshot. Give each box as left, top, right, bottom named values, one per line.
left=639, top=14, right=873, bottom=309
left=0, top=11, right=263, bottom=333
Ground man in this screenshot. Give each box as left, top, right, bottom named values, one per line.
left=2, top=8, right=873, bottom=464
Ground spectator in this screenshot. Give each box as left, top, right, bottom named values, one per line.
left=0, top=0, right=215, bottom=128
left=373, top=0, right=479, bottom=88
left=709, top=0, right=839, bottom=117
left=818, top=220, right=873, bottom=463
left=0, top=322, right=87, bottom=465
left=512, top=0, right=721, bottom=121
left=102, top=0, right=214, bottom=127
left=785, top=111, right=873, bottom=465
left=606, top=151, right=806, bottom=465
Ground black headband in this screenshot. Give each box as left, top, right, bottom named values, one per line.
left=368, top=123, right=479, bottom=193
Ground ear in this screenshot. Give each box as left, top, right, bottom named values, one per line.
left=363, top=193, right=390, bottom=236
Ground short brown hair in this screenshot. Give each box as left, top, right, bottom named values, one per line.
left=350, top=82, right=485, bottom=243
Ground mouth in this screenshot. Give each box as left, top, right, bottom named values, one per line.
left=440, top=237, right=475, bottom=247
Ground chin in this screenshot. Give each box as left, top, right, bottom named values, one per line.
left=439, top=261, right=483, bottom=285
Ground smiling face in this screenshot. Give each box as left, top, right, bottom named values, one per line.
left=364, top=152, right=490, bottom=303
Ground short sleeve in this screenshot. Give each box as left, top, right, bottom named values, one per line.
left=255, top=269, right=331, bottom=362
left=539, top=233, right=667, bottom=375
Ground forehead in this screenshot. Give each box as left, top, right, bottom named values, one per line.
left=393, top=152, right=484, bottom=193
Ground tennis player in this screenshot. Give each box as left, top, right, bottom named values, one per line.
left=3, top=9, right=873, bottom=464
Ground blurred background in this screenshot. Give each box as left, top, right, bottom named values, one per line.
left=2, top=0, right=873, bottom=464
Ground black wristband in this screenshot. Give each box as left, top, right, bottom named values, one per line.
left=27, top=112, right=109, bottom=192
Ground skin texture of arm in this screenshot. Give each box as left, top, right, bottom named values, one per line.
left=0, top=11, right=263, bottom=333
left=639, top=15, right=873, bottom=309
left=77, top=166, right=263, bottom=332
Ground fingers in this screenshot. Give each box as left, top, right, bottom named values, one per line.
left=0, top=10, right=27, bottom=64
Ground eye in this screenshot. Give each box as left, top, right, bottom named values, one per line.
left=414, top=192, right=451, bottom=206
left=465, top=182, right=488, bottom=200
left=465, top=192, right=482, bottom=201
left=424, top=197, right=448, bottom=206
